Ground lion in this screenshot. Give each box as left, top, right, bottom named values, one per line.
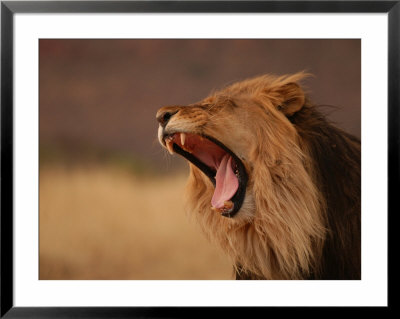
left=156, top=72, right=361, bottom=280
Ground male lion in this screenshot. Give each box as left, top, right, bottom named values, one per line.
left=156, top=72, right=361, bottom=280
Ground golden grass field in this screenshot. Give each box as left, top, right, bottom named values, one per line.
left=39, top=164, right=233, bottom=280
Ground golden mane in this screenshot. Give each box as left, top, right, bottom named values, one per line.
left=157, top=72, right=361, bottom=280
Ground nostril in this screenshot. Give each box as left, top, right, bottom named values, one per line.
left=162, top=112, right=172, bottom=123
left=157, top=110, right=178, bottom=127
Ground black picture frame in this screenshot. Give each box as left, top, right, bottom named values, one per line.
left=1, top=1, right=395, bottom=317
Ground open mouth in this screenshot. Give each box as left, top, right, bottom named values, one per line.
left=162, top=132, right=248, bottom=218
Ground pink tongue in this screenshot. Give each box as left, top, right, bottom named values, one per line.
left=211, top=154, right=239, bottom=209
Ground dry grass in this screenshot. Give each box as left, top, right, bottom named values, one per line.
left=39, top=164, right=232, bottom=280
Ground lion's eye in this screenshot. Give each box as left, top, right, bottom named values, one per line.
left=226, top=99, right=238, bottom=108
left=199, top=103, right=213, bottom=110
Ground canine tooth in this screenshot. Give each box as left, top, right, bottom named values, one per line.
left=211, top=207, right=219, bottom=212
left=211, top=206, right=225, bottom=213
left=166, top=140, right=174, bottom=154
left=180, top=133, right=186, bottom=145
left=211, top=201, right=234, bottom=214
left=224, top=201, right=234, bottom=209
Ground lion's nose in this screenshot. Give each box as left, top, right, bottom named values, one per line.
left=156, top=108, right=179, bottom=128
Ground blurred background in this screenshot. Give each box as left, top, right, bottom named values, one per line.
left=39, top=39, right=360, bottom=280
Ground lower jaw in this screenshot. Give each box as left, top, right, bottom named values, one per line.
left=189, top=165, right=243, bottom=218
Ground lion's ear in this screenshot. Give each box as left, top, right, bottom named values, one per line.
left=275, top=82, right=305, bottom=116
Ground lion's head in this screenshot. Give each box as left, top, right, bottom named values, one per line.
left=156, top=72, right=360, bottom=280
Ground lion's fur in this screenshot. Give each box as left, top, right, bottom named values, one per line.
left=159, top=72, right=361, bottom=280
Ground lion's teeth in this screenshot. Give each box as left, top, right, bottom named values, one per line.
left=224, top=200, right=234, bottom=209
left=211, top=201, right=234, bottom=214
left=166, top=140, right=174, bottom=154
left=180, top=133, right=186, bottom=145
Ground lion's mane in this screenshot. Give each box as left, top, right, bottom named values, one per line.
left=184, top=73, right=361, bottom=280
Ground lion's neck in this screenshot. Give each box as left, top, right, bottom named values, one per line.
left=186, top=157, right=326, bottom=280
